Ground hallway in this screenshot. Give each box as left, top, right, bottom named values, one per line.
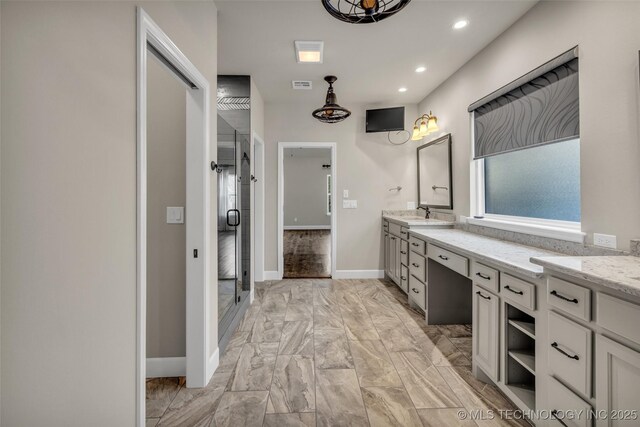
left=146, top=278, right=527, bottom=426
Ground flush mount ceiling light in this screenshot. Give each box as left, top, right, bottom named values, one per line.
left=415, top=66, right=426, bottom=73
left=312, top=76, right=351, bottom=123
left=453, top=19, right=469, bottom=29
left=294, top=41, right=324, bottom=63
left=398, top=87, right=407, bottom=93
left=411, top=111, right=439, bottom=140
left=321, top=0, right=412, bottom=24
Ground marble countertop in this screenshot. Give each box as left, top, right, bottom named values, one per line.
left=408, top=228, right=561, bottom=278
left=530, top=256, right=640, bottom=297
left=382, top=214, right=454, bottom=227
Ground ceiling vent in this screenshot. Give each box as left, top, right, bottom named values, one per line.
left=292, top=80, right=313, bottom=90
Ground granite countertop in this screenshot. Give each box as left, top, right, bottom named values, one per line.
left=408, top=228, right=561, bottom=278
left=382, top=214, right=454, bottom=227
left=530, top=256, right=640, bottom=297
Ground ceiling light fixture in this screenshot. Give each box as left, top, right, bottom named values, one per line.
left=294, top=41, right=324, bottom=63
left=415, top=66, right=426, bottom=73
left=398, top=87, right=407, bottom=93
left=411, top=112, right=439, bottom=140
left=453, top=19, right=469, bottom=30
left=321, top=0, right=412, bottom=24
left=312, top=76, right=351, bottom=124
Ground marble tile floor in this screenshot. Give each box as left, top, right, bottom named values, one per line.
left=146, top=278, right=530, bottom=427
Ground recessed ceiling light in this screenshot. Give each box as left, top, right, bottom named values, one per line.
left=398, top=87, right=407, bottom=93
left=294, top=40, right=324, bottom=64
left=453, top=19, right=468, bottom=30
left=415, top=66, right=426, bottom=73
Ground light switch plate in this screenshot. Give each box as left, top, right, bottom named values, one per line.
left=343, top=189, right=349, bottom=198
left=593, top=233, right=616, bottom=249
left=167, top=207, right=184, bottom=224
left=342, top=199, right=357, bottom=209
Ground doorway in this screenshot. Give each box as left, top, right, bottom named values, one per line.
left=278, top=142, right=337, bottom=279
left=137, top=8, right=212, bottom=426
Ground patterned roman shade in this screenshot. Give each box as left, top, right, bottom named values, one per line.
left=469, top=47, right=579, bottom=159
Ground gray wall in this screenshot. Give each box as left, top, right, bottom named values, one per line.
left=0, top=2, right=217, bottom=425
left=146, top=56, right=186, bottom=359
left=265, top=103, right=419, bottom=272
left=284, top=149, right=332, bottom=228
left=418, top=0, right=640, bottom=251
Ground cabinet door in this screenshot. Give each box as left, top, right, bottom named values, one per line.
left=389, top=236, right=399, bottom=284
left=595, top=335, right=640, bottom=427
left=473, top=285, right=499, bottom=381
left=384, top=233, right=391, bottom=277
left=394, top=239, right=403, bottom=284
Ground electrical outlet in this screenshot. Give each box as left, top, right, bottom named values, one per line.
left=593, top=233, right=617, bottom=249
left=294, top=217, right=298, bottom=223
left=407, top=201, right=416, bottom=210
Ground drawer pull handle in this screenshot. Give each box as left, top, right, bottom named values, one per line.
left=412, top=263, right=420, bottom=268
left=550, top=290, right=578, bottom=304
left=504, top=285, right=523, bottom=295
left=476, top=272, right=491, bottom=280
left=438, top=255, right=449, bottom=261
left=401, top=276, right=407, bottom=281
left=476, top=291, right=491, bottom=300
left=411, top=242, right=420, bottom=247
left=551, top=342, right=579, bottom=360
left=550, top=410, right=569, bottom=427
left=411, top=288, right=419, bottom=294
left=400, top=251, right=407, bottom=255
left=391, top=237, right=396, bottom=240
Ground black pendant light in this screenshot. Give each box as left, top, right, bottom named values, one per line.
left=312, top=76, right=351, bottom=124
left=321, top=0, right=412, bottom=24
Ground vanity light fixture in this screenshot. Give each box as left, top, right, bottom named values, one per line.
left=411, top=112, right=439, bottom=140
left=312, top=76, right=351, bottom=123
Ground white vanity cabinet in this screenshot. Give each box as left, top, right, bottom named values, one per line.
left=473, top=283, right=500, bottom=381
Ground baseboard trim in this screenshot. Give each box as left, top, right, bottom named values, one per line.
left=207, top=348, right=219, bottom=380
left=333, top=270, right=384, bottom=279
left=146, top=357, right=186, bottom=378
left=283, top=225, right=331, bottom=230
left=264, top=271, right=281, bottom=280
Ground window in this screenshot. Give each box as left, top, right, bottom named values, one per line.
left=483, top=139, right=580, bottom=222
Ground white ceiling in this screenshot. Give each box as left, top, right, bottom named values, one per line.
left=216, top=0, right=537, bottom=105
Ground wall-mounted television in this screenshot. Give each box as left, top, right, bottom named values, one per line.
left=365, top=106, right=405, bottom=133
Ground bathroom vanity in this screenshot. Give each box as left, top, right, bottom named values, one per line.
left=383, top=223, right=640, bottom=426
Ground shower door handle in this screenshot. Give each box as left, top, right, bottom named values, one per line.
left=226, top=209, right=240, bottom=227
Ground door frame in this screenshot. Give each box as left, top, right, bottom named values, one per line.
left=253, top=133, right=266, bottom=286
left=137, top=8, right=212, bottom=426
left=277, top=142, right=337, bottom=279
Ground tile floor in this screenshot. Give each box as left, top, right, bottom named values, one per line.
left=146, top=278, right=530, bottom=427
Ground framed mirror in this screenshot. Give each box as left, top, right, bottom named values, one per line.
left=417, top=133, right=453, bottom=210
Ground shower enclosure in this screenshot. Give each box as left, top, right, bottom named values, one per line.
left=216, top=75, right=253, bottom=350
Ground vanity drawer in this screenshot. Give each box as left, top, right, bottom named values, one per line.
left=400, top=240, right=409, bottom=267
left=409, top=235, right=426, bottom=255
left=597, top=293, right=640, bottom=346
left=389, top=222, right=402, bottom=238
left=399, top=226, right=410, bottom=240
left=428, top=244, right=469, bottom=277
left=382, top=220, right=389, bottom=232
left=400, top=265, right=409, bottom=294
left=548, top=277, right=591, bottom=321
left=500, top=274, right=536, bottom=311
left=471, top=262, right=499, bottom=293
left=547, top=376, right=592, bottom=427
left=409, top=250, right=426, bottom=283
left=548, top=311, right=592, bottom=398
left=409, top=275, right=426, bottom=310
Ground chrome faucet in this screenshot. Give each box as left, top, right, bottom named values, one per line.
left=417, top=205, right=431, bottom=219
